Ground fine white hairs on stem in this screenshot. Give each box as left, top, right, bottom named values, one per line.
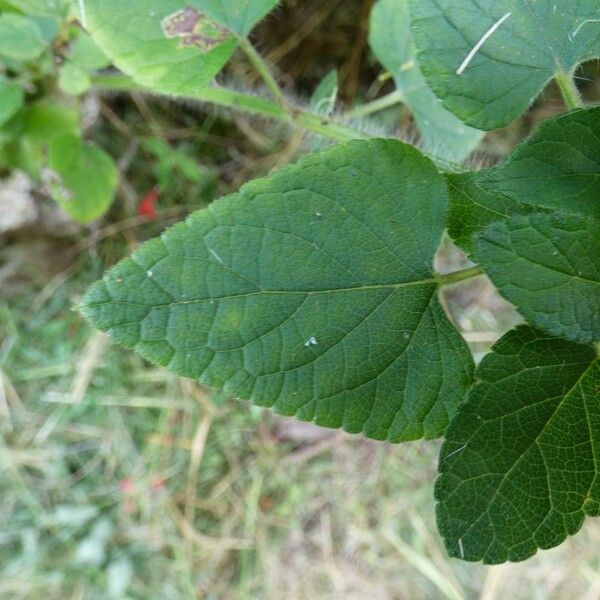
left=78, top=0, right=87, bottom=28
left=456, top=12, right=512, bottom=75
left=458, top=538, right=465, bottom=559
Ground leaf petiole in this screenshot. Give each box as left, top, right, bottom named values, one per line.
left=555, top=69, right=583, bottom=109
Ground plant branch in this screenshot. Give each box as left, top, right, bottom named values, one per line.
left=237, top=36, right=287, bottom=109
left=436, top=266, right=485, bottom=286
left=91, top=76, right=468, bottom=170
left=555, top=70, right=583, bottom=110
left=345, top=89, right=404, bottom=119
left=92, top=74, right=368, bottom=143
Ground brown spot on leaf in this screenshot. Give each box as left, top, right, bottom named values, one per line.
left=161, top=7, right=231, bottom=53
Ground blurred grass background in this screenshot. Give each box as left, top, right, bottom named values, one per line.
left=2, top=1, right=600, bottom=598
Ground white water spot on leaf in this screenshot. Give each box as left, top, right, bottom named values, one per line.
left=161, top=7, right=231, bottom=53
left=147, top=270, right=153, bottom=277
left=304, top=336, right=318, bottom=347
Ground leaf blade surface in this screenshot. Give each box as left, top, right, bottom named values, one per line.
left=436, top=325, right=600, bottom=563
left=81, top=140, right=474, bottom=441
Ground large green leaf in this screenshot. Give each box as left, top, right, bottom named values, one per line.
left=369, top=0, right=482, bottom=162
left=80, top=140, right=474, bottom=442
left=48, top=135, right=119, bottom=223
left=409, top=0, right=600, bottom=129
left=84, top=1, right=238, bottom=96
left=436, top=325, right=599, bottom=564
left=447, top=107, right=600, bottom=253
left=475, top=212, right=600, bottom=344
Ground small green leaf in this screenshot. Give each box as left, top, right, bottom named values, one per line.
left=0, top=103, right=79, bottom=175
left=447, top=107, right=600, bottom=253
left=370, top=0, right=482, bottom=161
left=22, top=103, right=79, bottom=144
left=475, top=212, right=600, bottom=344
left=81, top=140, right=474, bottom=442
left=409, top=0, right=600, bottom=129
left=310, top=70, right=338, bottom=116
left=0, top=78, right=24, bottom=126
left=58, top=63, right=91, bottom=95
left=48, top=134, right=119, bottom=223
left=69, top=32, right=111, bottom=70
left=85, top=1, right=238, bottom=96
left=30, top=14, right=60, bottom=42
left=0, top=13, right=46, bottom=60
left=2, top=0, right=70, bottom=17
left=436, top=325, right=599, bottom=564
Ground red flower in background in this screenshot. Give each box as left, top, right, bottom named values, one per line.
left=138, top=188, right=159, bottom=220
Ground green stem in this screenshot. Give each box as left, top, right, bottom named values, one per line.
left=436, top=266, right=485, bottom=286
left=555, top=70, right=583, bottom=110
left=237, top=36, right=287, bottom=109
left=90, top=75, right=467, bottom=170
left=92, top=74, right=368, bottom=143
left=346, top=90, right=404, bottom=119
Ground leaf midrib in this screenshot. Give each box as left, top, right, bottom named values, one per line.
left=86, top=274, right=441, bottom=311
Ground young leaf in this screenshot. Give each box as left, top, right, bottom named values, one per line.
left=0, top=13, right=46, bottom=60
left=369, top=0, right=482, bottom=162
left=80, top=140, right=474, bottom=442
left=436, top=325, right=599, bottom=563
left=48, top=135, right=119, bottom=223
left=1, top=103, right=79, bottom=176
left=58, top=63, right=91, bottom=96
left=68, top=33, right=111, bottom=71
left=475, top=212, right=600, bottom=344
left=310, top=70, right=338, bottom=116
left=409, top=1, right=600, bottom=129
left=447, top=107, right=600, bottom=253
left=84, top=1, right=238, bottom=96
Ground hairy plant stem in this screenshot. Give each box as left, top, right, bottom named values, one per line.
left=436, top=266, right=485, bottom=286
left=345, top=89, right=404, bottom=119
left=555, top=70, right=583, bottom=110
left=91, top=74, right=369, bottom=143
